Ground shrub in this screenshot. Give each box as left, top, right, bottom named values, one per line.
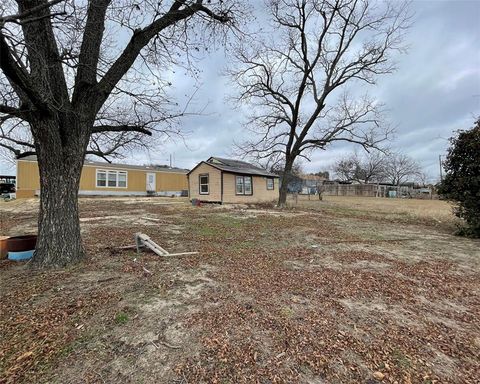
left=438, top=119, right=480, bottom=237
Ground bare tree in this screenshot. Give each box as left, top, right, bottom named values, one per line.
left=333, top=156, right=357, bottom=182
left=231, top=0, right=410, bottom=206
left=333, top=151, right=385, bottom=183
left=383, top=152, right=422, bottom=185
left=0, top=0, right=238, bottom=267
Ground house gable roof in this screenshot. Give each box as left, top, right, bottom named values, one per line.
left=187, top=157, right=278, bottom=177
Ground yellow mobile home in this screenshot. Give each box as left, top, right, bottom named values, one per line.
left=16, top=155, right=189, bottom=198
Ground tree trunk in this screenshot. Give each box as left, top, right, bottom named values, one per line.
left=30, top=120, right=88, bottom=267
left=278, top=157, right=294, bottom=207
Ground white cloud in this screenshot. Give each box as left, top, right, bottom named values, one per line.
left=1, top=0, right=479, bottom=180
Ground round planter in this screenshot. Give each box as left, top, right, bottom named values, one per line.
left=8, top=250, right=34, bottom=261
left=6, top=235, right=37, bottom=253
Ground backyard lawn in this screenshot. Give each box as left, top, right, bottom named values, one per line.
left=0, top=196, right=479, bottom=383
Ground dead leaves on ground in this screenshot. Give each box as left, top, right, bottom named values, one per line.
left=1, top=201, right=479, bottom=383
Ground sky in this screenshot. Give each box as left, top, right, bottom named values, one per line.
left=1, top=0, right=479, bottom=183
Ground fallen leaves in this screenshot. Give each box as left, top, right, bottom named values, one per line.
left=1, top=199, right=479, bottom=383
left=373, top=371, right=385, bottom=380
left=15, top=351, right=33, bottom=362
left=0, top=267, right=118, bottom=384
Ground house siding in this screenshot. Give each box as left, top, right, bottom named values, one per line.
left=222, top=173, right=278, bottom=204
left=15, top=159, right=188, bottom=198
left=188, top=163, right=222, bottom=202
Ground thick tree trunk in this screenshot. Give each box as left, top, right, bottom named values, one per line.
left=278, top=158, right=294, bottom=207
left=30, top=119, right=88, bottom=267
left=278, top=181, right=289, bottom=207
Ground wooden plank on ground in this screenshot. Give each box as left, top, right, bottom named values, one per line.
left=134, top=233, right=195, bottom=257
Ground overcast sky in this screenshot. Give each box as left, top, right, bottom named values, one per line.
left=1, top=0, right=479, bottom=182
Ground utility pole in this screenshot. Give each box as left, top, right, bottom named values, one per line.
left=169, top=154, right=172, bottom=168
left=439, top=155, right=443, bottom=182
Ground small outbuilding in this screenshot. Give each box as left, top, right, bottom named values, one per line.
left=188, top=157, right=279, bottom=204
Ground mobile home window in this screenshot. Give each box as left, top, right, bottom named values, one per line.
left=118, top=172, right=127, bottom=187
left=266, top=178, right=274, bottom=190
left=236, top=176, right=253, bottom=195
left=97, top=170, right=107, bottom=187
left=96, top=169, right=127, bottom=188
left=107, top=171, right=117, bottom=187
left=199, top=174, right=209, bottom=194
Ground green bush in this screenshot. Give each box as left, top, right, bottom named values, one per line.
left=438, top=119, right=480, bottom=238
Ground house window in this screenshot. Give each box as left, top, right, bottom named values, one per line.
left=266, top=178, right=274, bottom=190
left=199, top=174, right=209, bottom=194
left=236, top=175, right=253, bottom=195
left=96, top=169, right=127, bottom=188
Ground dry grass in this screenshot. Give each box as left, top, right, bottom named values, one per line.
left=289, top=195, right=459, bottom=230
left=0, top=197, right=479, bottom=383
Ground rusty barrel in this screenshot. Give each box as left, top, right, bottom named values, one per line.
left=6, top=235, right=37, bottom=253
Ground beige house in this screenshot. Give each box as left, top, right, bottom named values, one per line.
left=16, top=155, right=189, bottom=198
left=188, top=157, right=279, bottom=204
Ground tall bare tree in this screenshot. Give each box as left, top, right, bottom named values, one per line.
left=0, top=0, right=237, bottom=267
left=231, top=0, right=410, bottom=206
left=383, top=152, right=421, bottom=185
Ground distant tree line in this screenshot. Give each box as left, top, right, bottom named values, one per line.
left=333, top=151, right=424, bottom=185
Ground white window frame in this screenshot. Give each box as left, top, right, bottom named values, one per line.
left=117, top=171, right=127, bottom=188
left=199, top=173, right=209, bottom=195
left=96, top=170, right=107, bottom=187
left=236, top=175, right=253, bottom=196
left=236, top=175, right=244, bottom=195
left=266, top=178, right=274, bottom=190
left=96, top=169, right=128, bottom=188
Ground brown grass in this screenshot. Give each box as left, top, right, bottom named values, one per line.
left=0, top=197, right=478, bottom=384
left=289, top=195, right=459, bottom=230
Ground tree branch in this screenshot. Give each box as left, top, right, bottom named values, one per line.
left=72, top=0, right=111, bottom=104
left=0, top=32, right=50, bottom=113
left=91, top=125, right=152, bottom=136
left=0, top=0, right=64, bottom=25
left=0, top=104, right=25, bottom=118
left=94, top=0, right=230, bottom=107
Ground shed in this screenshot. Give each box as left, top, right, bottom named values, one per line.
left=188, top=157, right=279, bottom=204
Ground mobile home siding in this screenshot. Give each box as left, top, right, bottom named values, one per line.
left=156, top=172, right=188, bottom=192
left=16, top=159, right=188, bottom=198
left=16, top=160, right=40, bottom=198
left=222, top=173, right=278, bottom=203
left=188, top=163, right=222, bottom=202
left=81, top=166, right=147, bottom=192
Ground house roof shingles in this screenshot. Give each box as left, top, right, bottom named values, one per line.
left=188, top=157, right=278, bottom=178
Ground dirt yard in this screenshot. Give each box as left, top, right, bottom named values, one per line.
left=0, top=196, right=479, bottom=383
